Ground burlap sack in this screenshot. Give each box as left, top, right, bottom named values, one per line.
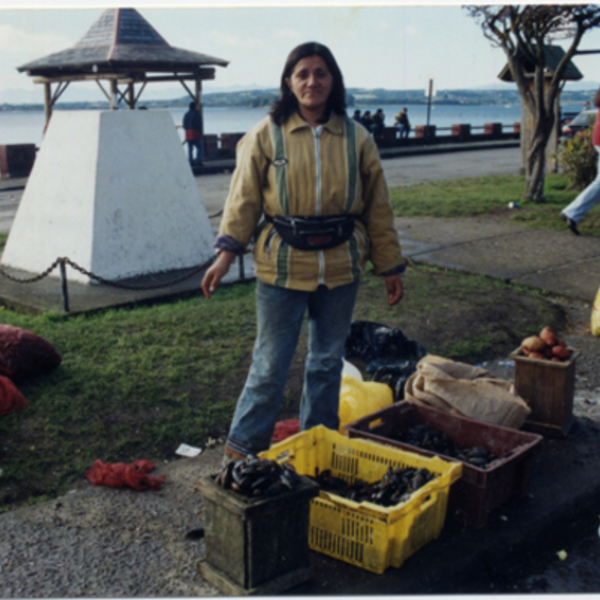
left=404, top=355, right=531, bottom=429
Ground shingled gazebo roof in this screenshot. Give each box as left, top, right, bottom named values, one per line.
left=18, top=8, right=228, bottom=77
left=18, top=8, right=228, bottom=120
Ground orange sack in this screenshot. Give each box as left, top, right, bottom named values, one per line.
left=271, top=419, right=300, bottom=443
left=85, top=459, right=166, bottom=490
left=0, top=375, right=28, bottom=416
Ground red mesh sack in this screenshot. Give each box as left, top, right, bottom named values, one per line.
left=0, top=325, right=62, bottom=382
left=85, top=459, right=166, bottom=491
left=0, top=375, right=28, bottom=416
left=271, top=419, right=300, bottom=443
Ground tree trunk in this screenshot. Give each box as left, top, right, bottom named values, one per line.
left=524, top=133, right=549, bottom=203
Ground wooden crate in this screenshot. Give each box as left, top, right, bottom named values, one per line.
left=197, top=473, right=319, bottom=595
left=510, top=347, right=580, bottom=437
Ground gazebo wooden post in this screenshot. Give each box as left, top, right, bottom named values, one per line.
left=195, top=77, right=203, bottom=122
left=44, top=82, right=52, bottom=125
left=110, top=79, right=118, bottom=110
left=127, top=82, right=135, bottom=109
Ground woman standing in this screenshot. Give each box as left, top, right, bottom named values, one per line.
left=201, top=42, right=406, bottom=461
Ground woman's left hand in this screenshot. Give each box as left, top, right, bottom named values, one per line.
left=384, top=274, right=404, bottom=306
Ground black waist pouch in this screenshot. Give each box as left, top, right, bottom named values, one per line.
left=264, top=213, right=357, bottom=251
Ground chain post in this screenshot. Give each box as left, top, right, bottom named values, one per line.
left=59, top=258, right=70, bottom=313
left=238, top=254, right=245, bottom=280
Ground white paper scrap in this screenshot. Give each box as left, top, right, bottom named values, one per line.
left=176, top=443, right=202, bottom=458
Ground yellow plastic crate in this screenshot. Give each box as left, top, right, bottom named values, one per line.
left=260, top=425, right=462, bottom=574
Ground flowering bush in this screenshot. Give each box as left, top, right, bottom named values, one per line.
left=558, top=115, right=597, bottom=190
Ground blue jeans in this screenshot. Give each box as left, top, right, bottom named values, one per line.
left=187, top=139, right=203, bottom=165
left=562, top=145, right=600, bottom=223
left=398, top=124, right=410, bottom=139
left=226, top=279, right=360, bottom=456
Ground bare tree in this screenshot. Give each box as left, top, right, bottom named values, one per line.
left=465, top=5, right=600, bottom=203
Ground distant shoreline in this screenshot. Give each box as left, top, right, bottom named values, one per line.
left=1, top=85, right=596, bottom=112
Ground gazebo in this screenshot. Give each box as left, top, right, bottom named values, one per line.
left=17, top=7, right=229, bottom=123
left=1, top=8, right=229, bottom=287
left=498, top=44, right=583, bottom=175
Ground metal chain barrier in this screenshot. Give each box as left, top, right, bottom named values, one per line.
left=0, top=254, right=219, bottom=312
left=0, top=257, right=63, bottom=284
left=0, top=255, right=216, bottom=290
left=61, top=256, right=216, bottom=290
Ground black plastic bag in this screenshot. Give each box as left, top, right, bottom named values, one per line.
left=345, top=321, right=426, bottom=364
left=344, top=321, right=426, bottom=401
left=371, top=361, right=418, bottom=402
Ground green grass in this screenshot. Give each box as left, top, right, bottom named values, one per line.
left=0, top=233, right=7, bottom=253
left=0, top=284, right=258, bottom=508
left=389, top=173, right=600, bottom=236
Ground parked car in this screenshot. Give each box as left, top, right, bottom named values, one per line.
left=561, top=108, right=597, bottom=141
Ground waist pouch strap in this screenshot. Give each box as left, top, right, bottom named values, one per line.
left=264, top=213, right=357, bottom=251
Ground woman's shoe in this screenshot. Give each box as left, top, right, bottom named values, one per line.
left=561, top=213, right=580, bottom=235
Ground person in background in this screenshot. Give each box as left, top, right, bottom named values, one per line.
left=352, top=109, right=362, bottom=123
left=183, top=101, right=203, bottom=167
left=361, top=110, right=373, bottom=133
left=372, top=108, right=385, bottom=140
left=395, top=107, right=411, bottom=139
left=561, top=87, right=600, bottom=235
left=201, top=41, right=405, bottom=462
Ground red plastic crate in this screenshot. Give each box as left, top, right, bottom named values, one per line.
left=345, top=401, right=543, bottom=528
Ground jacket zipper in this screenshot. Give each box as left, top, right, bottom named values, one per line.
left=313, top=125, right=326, bottom=285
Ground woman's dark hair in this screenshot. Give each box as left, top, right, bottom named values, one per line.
left=270, top=42, right=347, bottom=126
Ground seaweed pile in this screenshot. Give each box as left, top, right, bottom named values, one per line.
left=398, top=424, right=499, bottom=468
left=214, top=456, right=301, bottom=497
left=312, top=465, right=435, bottom=508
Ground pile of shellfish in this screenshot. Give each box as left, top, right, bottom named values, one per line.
left=397, top=424, right=498, bottom=468
left=214, top=455, right=301, bottom=497
left=312, top=465, right=435, bottom=507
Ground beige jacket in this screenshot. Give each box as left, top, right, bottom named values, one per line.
left=218, top=111, right=405, bottom=290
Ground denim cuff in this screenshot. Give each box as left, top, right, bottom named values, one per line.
left=214, top=234, right=245, bottom=255
left=381, top=262, right=407, bottom=276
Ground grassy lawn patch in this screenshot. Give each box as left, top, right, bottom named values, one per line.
left=0, top=233, right=7, bottom=253
left=389, top=173, right=600, bottom=236
left=0, top=266, right=564, bottom=509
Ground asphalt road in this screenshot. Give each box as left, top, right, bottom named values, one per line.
left=196, top=146, right=522, bottom=219
left=0, top=147, right=521, bottom=235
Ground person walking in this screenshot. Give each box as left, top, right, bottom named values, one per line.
left=561, top=87, right=600, bottom=235
left=183, top=101, right=203, bottom=166
left=201, top=41, right=405, bottom=461
left=352, top=109, right=362, bottom=123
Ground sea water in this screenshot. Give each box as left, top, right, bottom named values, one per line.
left=0, top=102, right=581, bottom=148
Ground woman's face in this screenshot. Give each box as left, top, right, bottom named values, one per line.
left=285, top=55, right=334, bottom=117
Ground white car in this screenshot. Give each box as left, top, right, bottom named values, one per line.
left=561, top=108, right=597, bottom=140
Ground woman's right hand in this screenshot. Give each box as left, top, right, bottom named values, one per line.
left=201, top=250, right=237, bottom=299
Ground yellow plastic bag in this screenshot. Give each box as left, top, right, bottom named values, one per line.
left=592, top=285, right=600, bottom=336
left=338, top=373, right=393, bottom=434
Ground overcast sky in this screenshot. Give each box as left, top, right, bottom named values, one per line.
left=1, top=0, right=600, bottom=104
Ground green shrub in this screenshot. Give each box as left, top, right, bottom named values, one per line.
left=557, top=116, right=597, bottom=190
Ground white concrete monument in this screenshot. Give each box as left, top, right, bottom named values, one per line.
left=1, top=110, right=215, bottom=284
